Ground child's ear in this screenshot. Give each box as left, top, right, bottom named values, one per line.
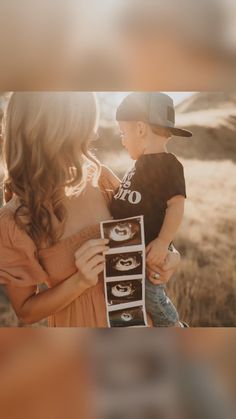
left=136, top=121, right=147, bottom=137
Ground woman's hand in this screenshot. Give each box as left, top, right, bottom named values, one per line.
left=75, top=239, right=109, bottom=288
left=146, top=237, right=169, bottom=267
left=162, top=247, right=181, bottom=271
left=147, top=247, right=181, bottom=285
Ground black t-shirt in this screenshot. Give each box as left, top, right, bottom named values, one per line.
left=110, top=153, right=186, bottom=244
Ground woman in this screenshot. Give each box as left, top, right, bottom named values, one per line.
left=0, top=92, right=179, bottom=327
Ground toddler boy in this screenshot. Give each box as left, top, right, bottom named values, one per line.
left=110, top=92, right=192, bottom=327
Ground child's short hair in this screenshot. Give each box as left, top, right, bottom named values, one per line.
left=149, top=124, right=171, bottom=139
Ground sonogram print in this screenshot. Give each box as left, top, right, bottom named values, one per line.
left=108, top=306, right=146, bottom=327
left=105, top=251, right=143, bottom=278
left=102, top=219, right=142, bottom=248
left=106, top=279, right=143, bottom=306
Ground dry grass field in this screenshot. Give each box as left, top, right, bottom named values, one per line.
left=164, top=159, right=236, bottom=326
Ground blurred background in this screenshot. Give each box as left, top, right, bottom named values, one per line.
left=0, top=329, right=236, bottom=419
left=1, top=0, right=236, bottom=89
left=0, top=91, right=236, bottom=327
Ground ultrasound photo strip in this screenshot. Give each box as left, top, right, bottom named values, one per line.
left=100, top=216, right=148, bottom=328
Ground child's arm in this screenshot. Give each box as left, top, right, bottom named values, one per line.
left=146, top=195, right=185, bottom=267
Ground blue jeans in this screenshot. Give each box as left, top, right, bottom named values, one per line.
left=145, top=279, right=179, bottom=327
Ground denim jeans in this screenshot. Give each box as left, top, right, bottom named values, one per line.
left=145, top=279, right=179, bottom=327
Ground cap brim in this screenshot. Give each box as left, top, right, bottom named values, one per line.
left=169, top=127, right=193, bottom=138
left=149, top=123, right=193, bottom=138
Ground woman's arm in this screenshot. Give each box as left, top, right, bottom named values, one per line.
left=5, top=272, right=87, bottom=325
left=5, top=239, right=109, bottom=325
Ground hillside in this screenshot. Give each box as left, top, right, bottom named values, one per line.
left=170, top=92, right=236, bottom=161
left=96, top=93, right=236, bottom=162
left=176, top=92, right=236, bottom=114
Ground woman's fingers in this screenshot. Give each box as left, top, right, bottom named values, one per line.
left=75, top=239, right=109, bottom=259
left=76, top=254, right=104, bottom=275
left=162, top=251, right=180, bottom=271
left=147, top=263, right=165, bottom=276
left=147, top=270, right=162, bottom=285
left=76, top=245, right=108, bottom=267
left=81, top=262, right=104, bottom=288
left=146, top=243, right=151, bottom=255
left=85, top=255, right=105, bottom=272
left=75, top=241, right=109, bottom=267
left=147, top=269, right=163, bottom=285
left=147, top=252, right=163, bottom=267
left=75, top=239, right=109, bottom=260
left=74, top=238, right=109, bottom=289
left=91, top=262, right=105, bottom=277
left=147, top=267, right=174, bottom=285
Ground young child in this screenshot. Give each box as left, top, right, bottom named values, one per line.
left=110, top=92, right=192, bottom=327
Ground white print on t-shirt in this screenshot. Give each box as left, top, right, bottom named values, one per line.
left=114, top=167, right=142, bottom=205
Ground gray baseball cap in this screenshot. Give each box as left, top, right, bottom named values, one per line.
left=116, top=92, right=192, bottom=138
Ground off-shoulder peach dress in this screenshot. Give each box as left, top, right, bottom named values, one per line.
left=0, top=166, right=152, bottom=327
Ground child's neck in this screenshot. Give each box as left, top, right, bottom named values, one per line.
left=143, top=139, right=168, bottom=155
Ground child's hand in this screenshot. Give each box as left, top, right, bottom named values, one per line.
left=146, top=237, right=169, bottom=267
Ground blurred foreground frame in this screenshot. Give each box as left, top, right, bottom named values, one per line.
left=1, top=0, right=236, bottom=89
left=0, top=328, right=236, bottom=419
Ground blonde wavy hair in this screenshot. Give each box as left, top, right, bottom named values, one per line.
left=2, top=92, right=100, bottom=247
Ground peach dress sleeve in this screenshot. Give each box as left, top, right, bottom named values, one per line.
left=0, top=210, right=49, bottom=288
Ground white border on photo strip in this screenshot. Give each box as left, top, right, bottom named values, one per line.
left=105, top=275, right=143, bottom=283
left=103, top=244, right=143, bottom=256
left=107, top=300, right=144, bottom=312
